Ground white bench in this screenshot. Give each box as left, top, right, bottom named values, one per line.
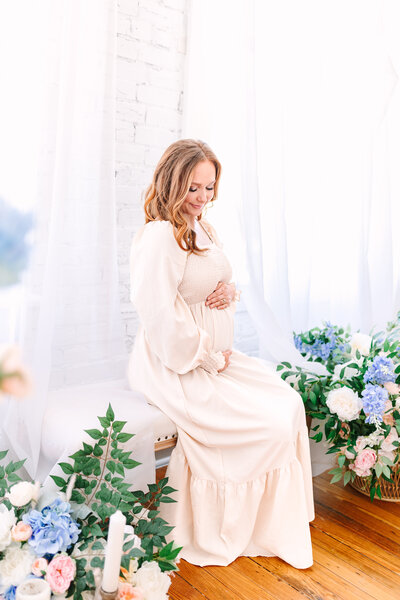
left=39, top=378, right=177, bottom=488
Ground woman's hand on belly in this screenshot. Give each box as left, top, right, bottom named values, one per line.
left=205, top=281, right=236, bottom=309
left=217, top=350, right=233, bottom=372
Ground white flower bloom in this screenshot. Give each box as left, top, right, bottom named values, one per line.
left=7, top=481, right=36, bottom=507
left=0, top=544, right=35, bottom=587
left=135, top=561, right=171, bottom=600
left=0, top=505, right=16, bottom=551
left=380, top=427, right=399, bottom=455
left=350, top=333, right=372, bottom=357
left=326, top=387, right=363, bottom=422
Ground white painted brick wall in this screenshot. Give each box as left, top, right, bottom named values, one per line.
left=115, top=0, right=259, bottom=358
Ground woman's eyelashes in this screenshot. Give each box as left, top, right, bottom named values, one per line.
left=189, top=186, right=214, bottom=192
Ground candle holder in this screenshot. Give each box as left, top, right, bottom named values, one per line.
left=100, top=588, right=118, bottom=600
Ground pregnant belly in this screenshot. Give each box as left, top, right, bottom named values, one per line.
left=189, top=300, right=235, bottom=352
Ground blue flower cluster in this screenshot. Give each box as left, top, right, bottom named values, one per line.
left=364, top=355, right=395, bottom=384
left=0, top=197, right=33, bottom=287
left=294, top=322, right=344, bottom=361
left=4, top=586, right=16, bottom=600
left=23, top=498, right=80, bottom=557
left=361, top=384, right=388, bottom=424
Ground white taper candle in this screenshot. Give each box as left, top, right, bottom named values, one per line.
left=101, top=509, right=126, bottom=593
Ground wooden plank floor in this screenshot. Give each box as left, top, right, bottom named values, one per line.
left=156, top=467, right=400, bottom=600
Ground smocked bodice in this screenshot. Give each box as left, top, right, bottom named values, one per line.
left=178, top=244, right=233, bottom=306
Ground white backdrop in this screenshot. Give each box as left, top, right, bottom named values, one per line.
left=183, top=0, right=400, bottom=355
left=0, top=0, right=150, bottom=481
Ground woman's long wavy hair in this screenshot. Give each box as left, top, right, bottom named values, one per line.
left=143, top=139, right=222, bottom=254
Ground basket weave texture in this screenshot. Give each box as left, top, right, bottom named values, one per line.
left=349, top=458, right=400, bottom=502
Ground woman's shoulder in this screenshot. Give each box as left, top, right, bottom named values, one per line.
left=131, top=219, right=186, bottom=263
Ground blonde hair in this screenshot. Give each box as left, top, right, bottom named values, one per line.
left=143, top=138, right=222, bottom=254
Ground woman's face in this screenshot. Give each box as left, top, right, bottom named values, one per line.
left=182, top=160, right=216, bottom=224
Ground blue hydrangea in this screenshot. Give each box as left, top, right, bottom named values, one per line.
left=364, top=355, right=395, bottom=384
left=294, top=322, right=338, bottom=360
left=22, top=498, right=80, bottom=557
left=0, top=197, right=33, bottom=287
left=4, top=586, right=16, bottom=600
left=361, top=384, right=388, bottom=424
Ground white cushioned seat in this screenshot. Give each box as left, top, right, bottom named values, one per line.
left=39, top=378, right=177, bottom=488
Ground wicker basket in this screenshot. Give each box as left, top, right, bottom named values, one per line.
left=349, top=460, right=400, bottom=502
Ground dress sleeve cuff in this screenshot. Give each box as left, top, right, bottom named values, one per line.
left=199, top=351, right=226, bottom=375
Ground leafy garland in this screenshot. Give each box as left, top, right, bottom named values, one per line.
left=0, top=404, right=181, bottom=600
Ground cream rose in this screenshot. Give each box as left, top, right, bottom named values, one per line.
left=350, top=333, right=372, bottom=357
left=135, top=561, right=171, bottom=600
left=0, top=344, right=33, bottom=397
left=7, top=481, right=37, bottom=507
left=0, top=505, right=16, bottom=551
left=0, top=544, right=35, bottom=587
left=326, top=387, right=363, bottom=422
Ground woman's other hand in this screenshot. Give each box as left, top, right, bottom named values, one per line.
left=205, top=281, right=236, bottom=309
left=217, top=350, right=232, bottom=373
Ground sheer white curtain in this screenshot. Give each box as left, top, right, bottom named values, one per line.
left=0, top=0, right=130, bottom=478
left=183, top=0, right=400, bottom=353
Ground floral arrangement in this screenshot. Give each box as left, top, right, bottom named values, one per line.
left=278, top=314, right=400, bottom=501
left=0, top=197, right=33, bottom=288
left=0, top=404, right=181, bottom=600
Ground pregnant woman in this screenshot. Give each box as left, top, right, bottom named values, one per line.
left=127, top=138, right=315, bottom=569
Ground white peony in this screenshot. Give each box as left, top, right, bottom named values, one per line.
left=350, top=333, right=372, bottom=357
left=0, top=504, right=16, bottom=551
left=0, top=544, right=35, bottom=587
left=135, top=561, right=171, bottom=600
left=7, top=481, right=37, bottom=507
left=326, top=387, right=363, bottom=422
left=380, top=427, right=399, bottom=460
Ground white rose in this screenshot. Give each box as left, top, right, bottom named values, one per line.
left=7, top=481, right=36, bottom=507
left=135, top=561, right=171, bottom=600
left=333, top=362, right=359, bottom=380
left=326, top=387, right=363, bottom=422
left=0, top=544, right=35, bottom=587
left=0, top=505, right=16, bottom=552
left=350, top=333, right=372, bottom=357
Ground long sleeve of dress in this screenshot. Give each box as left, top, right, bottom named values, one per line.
left=129, top=220, right=226, bottom=376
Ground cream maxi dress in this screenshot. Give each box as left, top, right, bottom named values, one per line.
left=127, top=218, right=315, bottom=569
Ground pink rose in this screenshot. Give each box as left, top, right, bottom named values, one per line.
left=383, top=400, right=394, bottom=426
left=32, top=558, right=48, bottom=577
left=46, top=554, right=76, bottom=594
left=384, top=382, right=400, bottom=395
left=353, top=448, right=377, bottom=477
left=11, top=521, right=32, bottom=542
left=118, top=582, right=144, bottom=600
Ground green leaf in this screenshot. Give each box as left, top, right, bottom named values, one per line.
left=50, top=475, right=67, bottom=489
left=98, top=416, right=110, bottom=428
left=123, top=459, right=141, bottom=469
left=343, top=471, right=351, bottom=486
left=116, top=433, right=134, bottom=443
left=106, top=404, right=115, bottom=422
left=159, top=496, right=176, bottom=503
left=375, top=463, right=383, bottom=478
left=112, top=421, right=127, bottom=433
left=330, top=473, right=343, bottom=484
left=84, top=429, right=102, bottom=440
left=0, top=450, right=8, bottom=461
left=91, top=556, right=104, bottom=569
left=58, top=462, right=74, bottom=475
left=338, top=454, right=346, bottom=468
